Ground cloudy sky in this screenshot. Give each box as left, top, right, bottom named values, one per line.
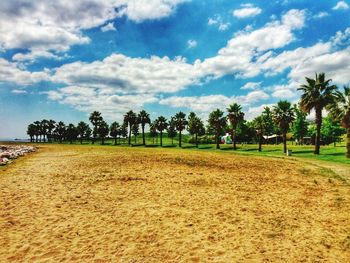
left=1, top=0, right=350, bottom=138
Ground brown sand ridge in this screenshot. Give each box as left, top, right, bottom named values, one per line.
left=0, top=144, right=350, bottom=262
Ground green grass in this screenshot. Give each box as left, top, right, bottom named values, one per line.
left=20, top=134, right=350, bottom=165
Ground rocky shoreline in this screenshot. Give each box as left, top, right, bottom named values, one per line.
left=0, top=145, right=36, bottom=166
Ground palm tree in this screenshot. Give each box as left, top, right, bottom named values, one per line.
left=89, top=111, right=103, bottom=144
left=124, top=110, right=137, bottom=145
left=98, top=121, right=109, bottom=145
left=252, top=115, right=265, bottom=152
left=173, top=112, right=187, bottom=147
left=110, top=122, right=121, bottom=145
left=155, top=116, right=168, bottom=146
left=167, top=117, right=177, bottom=145
left=40, top=119, right=49, bottom=143
left=272, top=100, right=295, bottom=154
left=27, top=124, right=36, bottom=142
left=208, top=109, right=226, bottom=149
left=138, top=110, right=151, bottom=145
left=77, top=121, right=89, bottom=144
left=66, top=124, right=78, bottom=144
left=33, top=121, right=41, bottom=142
left=132, top=123, right=139, bottom=144
left=150, top=121, right=158, bottom=145
left=55, top=121, right=66, bottom=143
left=47, top=120, right=56, bottom=143
left=187, top=112, right=205, bottom=148
left=120, top=122, right=128, bottom=144
left=227, top=103, right=244, bottom=150
left=327, top=86, right=350, bottom=158
left=298, top=73, right=338, bottom=154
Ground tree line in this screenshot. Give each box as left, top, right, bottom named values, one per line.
left=27, top=73, right=350, bottom=158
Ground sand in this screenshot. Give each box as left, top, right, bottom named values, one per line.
left=0, top=144, right=349, bottom=262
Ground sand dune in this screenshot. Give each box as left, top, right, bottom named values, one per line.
left=0, top=145, right=349, bottom=262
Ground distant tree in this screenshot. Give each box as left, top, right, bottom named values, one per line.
left=55, top=121, right=66, bottom=143
left=155, top=116, right=168, bottom=147
left=27, top=124, right=36, bottom=142
left=321, top=117, right=346, bottom=146
left=187, top=112, right=205, bottom=148
left=298, top=73, right=339, bottom=154
left=89, top=111, right=103, bottom=144
left=227, top=103, right=244, bottom=150
left=167, top=117, right=177, bottom=145
left=252, top=115, right=265, bottom=152
left=173, top=112, right=187, bottom=147
left=40, top=119, right=49, bottom=143
left=138, top=110, right=151, bottom=145
left=272, top=100, right=295, bottom=153
left=208, top=109, right=226, bottom=149
left=110, top=122, right=121, bottom=145
left=120, top=122, right=128, bottom=144
left=66, top=123, right=78, bottom=144
left=150, top=121, right=158, bottom=145
left=77, top=121, right=90, bottom=144
left=98, top=120, right=109, bottom=145
left=124, top=110, right=137, bottom=145
left=261, top=107, right=277, bottom=144
left=85, top=126, right=92, bottom=142
left=292, top=105, right=308, bottom=145
left=34, top=121, right=41, bottom=142
left=47, top=120, right=56, bottom=143
left=132, top=122, right=139, bottom=144
left=327, top=86, right=350, bottom=158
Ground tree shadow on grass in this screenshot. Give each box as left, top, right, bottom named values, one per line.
left=145, top=144, right=159, bottom=148
left=198, top=146, right=213, bottom=149
left=163, top=145, right=177, bottom=148
left=292, top=150, right=314, bottom=154
left=131, top=144, right=144, bottom=147
left=182, top=145, right=197, bottom=149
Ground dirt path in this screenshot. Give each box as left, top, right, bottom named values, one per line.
left=1, top=145, right=349, bottom=262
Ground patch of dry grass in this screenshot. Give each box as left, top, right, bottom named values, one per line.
left=0, top=144, right=349, bottom=262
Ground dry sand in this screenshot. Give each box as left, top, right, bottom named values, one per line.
left=0, top=144, right=349, bottom=262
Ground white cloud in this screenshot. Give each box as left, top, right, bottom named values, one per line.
left=0, top=58, right=49, bottom=85
left=208, top=16, right=230, bottom=31
left=101, top=22, right=116, bottom=32
left=187, top=40, right=197, bottom=48
left=313, top=11, right=329, bottom=19
left=332, top=1, right=349, bottom=10
left=241, top=82, right=262, bottom=90
left=218, top=23, right=230, bottom=31
left=233, top=4, right=262, bottom=18
left=11, top=89, right=28, bottom=94
left=12, top=49, right=64, bottom=63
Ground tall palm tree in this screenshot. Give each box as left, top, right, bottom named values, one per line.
left=98, top=120, right=109, bottom=145
left=132, top=123, right=139, bottom=144
left=138, top=110, right=151, bottom=145
left=120, top=122, right=128, bottom=144
left=27, top=124, right=36, bottom=142
left=187, top=112, right=205, bottom=148
left=66, top=124, right=78, bottom=144
left=124, top=110, right=137, bottom=145
left=155, top=116, right=168, bottom=147
left=55, top=121, right=66, bottom=143
left=173, top=112, right=187, bottom=147
left=77, top=121, right=89, bottom=144
left=150, top=121, right=158, bottom=145
left=47, top=120, right=56, bottom=143
left=208, top=109, right=226, bottom=149
left=110, top=122, right=121, bottom=145
left=327, top=86, right=350, bottom=158
left=272, top=100, right=295, bottom=154
left=33, top=121, right=41, bottom=142
left=227, top=103, right=244, bottom=150
left=89, top=111, right=103, bottom=144
left=40, top=119, right=49, bottom=143
left=167, top=117, right=177, bottom=145
left=298, top=73, right=338, bottom=154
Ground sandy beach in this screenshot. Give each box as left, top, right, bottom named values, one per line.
left=0, top=144, right=349, bottom=262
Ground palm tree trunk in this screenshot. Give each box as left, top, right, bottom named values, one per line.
left=160, top=131, right=163, bottom=146
left=314, top=108, right=322, bottom=155
left=195, top=133, right=198, bottom=148
left=114, top=137, right=117, bottom=145
left=179, top=131, right=182, bottom=147
left=80, top=137, right=83, bottom=144
left=258, top=134, right=262, bottom=152
left=128, top=124, right=131, bottom=145
left=283, top=132, right=287, bottom=154
left=346, top=128, right=350, bottom=158
left=142, top=125, right=145, bottom=145
left=233, top=130, right=237, bottom=150
left=216, top=132, right=220, bottom=149
left=134, top=135, right=136, bottom=144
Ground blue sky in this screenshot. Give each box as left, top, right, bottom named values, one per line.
left=1, top=0, right=350, bottom=138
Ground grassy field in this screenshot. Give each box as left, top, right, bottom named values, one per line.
left=0, top=144, right=349, bottom=262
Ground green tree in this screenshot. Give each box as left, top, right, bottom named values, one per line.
left=261, top=106, right=277, bottom=144
left=120, top=122, right=128, bottom=144
left=155, top=116, right=168, bottom=147
left=47, top=120, right=56, bottom=143
left=77, top=121, right=90, bottom=144
left=98, top=120, right=109, bottom=145
left=187, top=112, right=205, bottom=148
left=298, top=73, right=339, bottom=154
left=138, top=110, right=151, bottom=145
left=252, top=115, right=265, bottom=152
left=150, top=121, right=158, bottom=145
left=66, top=123, right=78, bottom=144
left=292, top=105, right=308, bottom=145
left=89, top=111, right=103, bottom=144
left=27, top=123, right=36, bottom=142
left=132, top=122, right=139, bottom=144
left=173, top=112, right=187, bottom=147
left=40, top=119, right=49, bottom=142
left=227, top=103, right=244, bottom=150
left=110, top=122, right=121, bottom=145
left=272, top=100, right=295, bottom=153
left=55, top=121, right=66, bottom=143
left=327, top=86, right=350, bottom=158
left=208, top=109, right=226, bottom=149
left=321, top=117, right=346, bottom=146
left=124, top=110, right=137, bottom=145
left=167, top=117, right=177, bottom=145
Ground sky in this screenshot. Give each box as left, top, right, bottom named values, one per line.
left=1, top=0, right=350, bottom=138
